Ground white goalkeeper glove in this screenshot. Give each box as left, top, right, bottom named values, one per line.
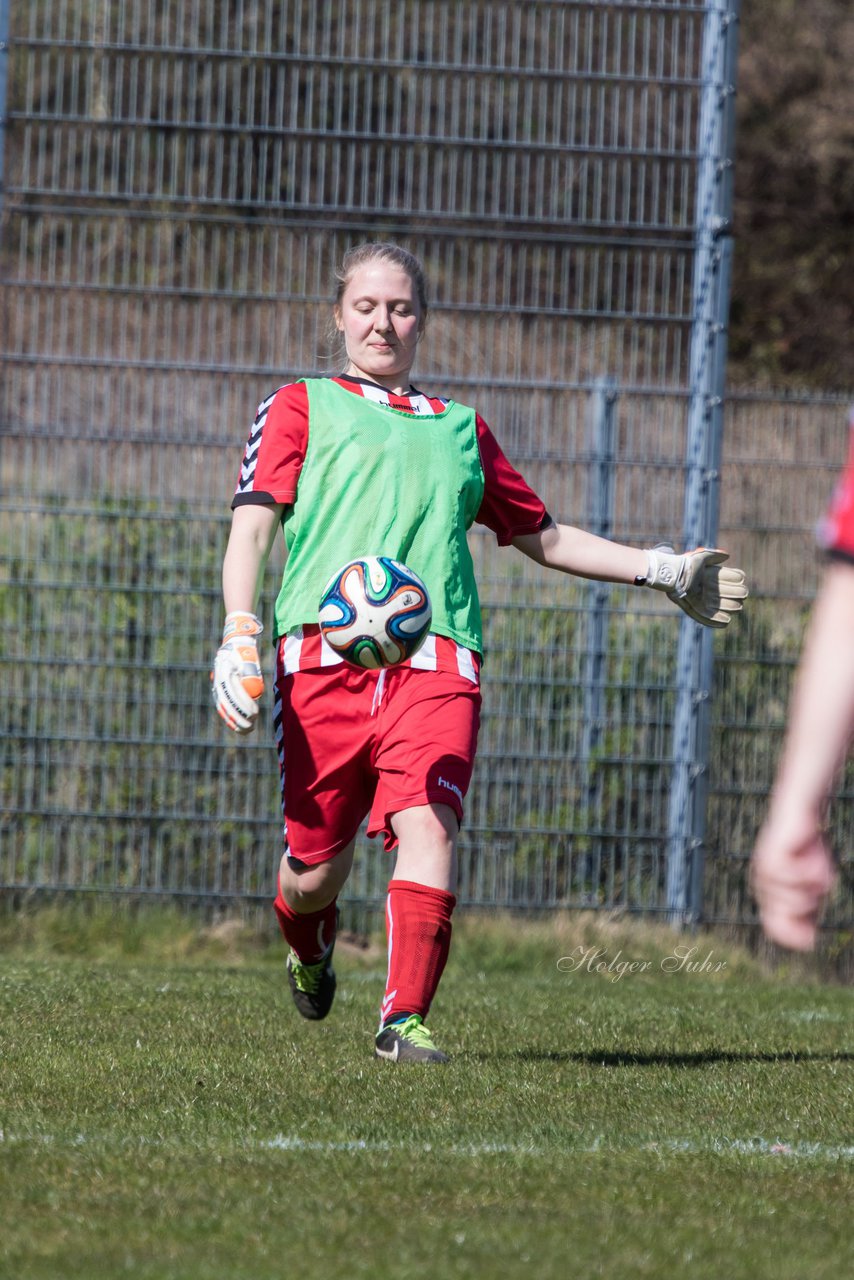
left=211, top=612, right=265, bottom=733
left=643, top=545, right=748, bottom=628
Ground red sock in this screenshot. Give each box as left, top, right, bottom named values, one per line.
left=380, top=879, right=456, bottom=1027
left=273, top=889, right=337, bottom=963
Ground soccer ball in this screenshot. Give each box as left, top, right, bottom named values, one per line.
left=318, top=556, right=432, bottom=670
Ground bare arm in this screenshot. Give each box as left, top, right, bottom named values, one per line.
left=751, top=559, right=854, bottom=948
left=211, top=502, right=284, bottom=734
left=512, top=519, right=648, bottom=584
left=763, top=561, right=854, bottom=816
left=222, top=502, right=284, bottom=614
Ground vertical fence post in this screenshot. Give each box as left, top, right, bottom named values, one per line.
left=0, top=0, right=10, bottom=234
left=666, top=0, right=741, bottom=925
left=580, top=377, right=617, bottom=900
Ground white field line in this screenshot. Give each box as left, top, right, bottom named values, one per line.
left=2, top=1130, right=852, bottom=1162
left=263, top=1134, right=854, bottom=1160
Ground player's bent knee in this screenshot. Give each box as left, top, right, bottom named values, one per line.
left=278, top=843, right=354, bottom=912
left=279, top=872, right=338, bottom=913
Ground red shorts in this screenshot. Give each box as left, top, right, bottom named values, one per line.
left=273, top=651, right=482, bottom=864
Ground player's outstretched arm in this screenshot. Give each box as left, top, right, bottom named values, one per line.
left=512, top=522, right=748, bottom=628
left=751, top=561, right=854, bottom=949
left=212, top=502, right=283, bottom=734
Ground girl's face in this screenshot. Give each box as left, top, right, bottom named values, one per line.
left=335, top=261, right=423, bottom=391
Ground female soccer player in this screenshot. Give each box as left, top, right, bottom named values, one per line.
left=212, top=242, right=748, bottom=1063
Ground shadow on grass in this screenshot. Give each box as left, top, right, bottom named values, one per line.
left=464, top=1050, right=854, bottom=1066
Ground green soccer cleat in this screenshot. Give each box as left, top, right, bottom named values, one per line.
left=374, top=1014, right=449, bottom=1063
left=286, top=940, right=337, bottom=1021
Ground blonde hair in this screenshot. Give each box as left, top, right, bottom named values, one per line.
left=333, top=242, right=429, bottom=322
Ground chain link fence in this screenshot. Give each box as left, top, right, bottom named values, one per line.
left=1, top=1, right=851, bottom=939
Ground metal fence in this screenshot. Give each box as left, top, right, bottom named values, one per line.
left=1, top=0, right=851, bottom=937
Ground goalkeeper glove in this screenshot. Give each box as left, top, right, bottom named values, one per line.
left=643, top=546, right=748, bottom=628
left=211, top=611, right=265, bottom=733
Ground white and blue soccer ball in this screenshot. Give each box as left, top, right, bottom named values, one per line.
left=318, top=555, right=432, bottom=670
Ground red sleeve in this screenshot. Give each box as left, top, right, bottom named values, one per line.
left=818, top=411, right=854, bottom=561
left=231, top=382, right=309, bottom=508
left=474, top=414, right=550, bottom=545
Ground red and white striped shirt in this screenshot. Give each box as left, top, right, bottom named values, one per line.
left=277, top=624, right=482, bottom=681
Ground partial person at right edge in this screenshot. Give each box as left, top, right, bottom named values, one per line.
left=751, top=412, right=854, bottom=950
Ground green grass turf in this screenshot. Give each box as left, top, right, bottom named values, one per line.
left=0, top=905, right=851, bottom=1279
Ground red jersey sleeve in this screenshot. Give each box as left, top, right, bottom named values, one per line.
left=231, top=382, right=309, bottom=508
left=818, top=410, right=854, bottom=561
left=475, top=414, right=550, bottom=545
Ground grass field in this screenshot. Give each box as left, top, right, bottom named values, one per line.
left=0, top=905, right=851, bottom=1280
